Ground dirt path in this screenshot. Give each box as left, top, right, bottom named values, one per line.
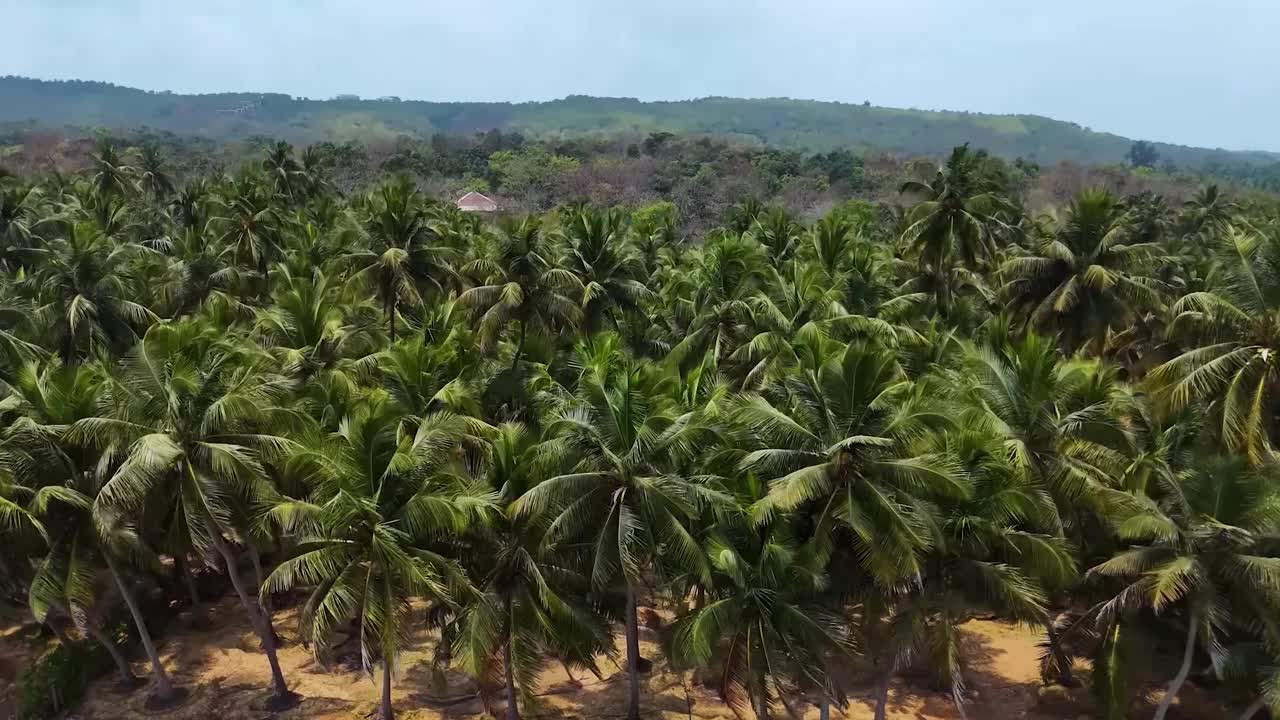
left=0, top=595, right=1222, bottom=719
left=57, top=597, right=1067, bottom=720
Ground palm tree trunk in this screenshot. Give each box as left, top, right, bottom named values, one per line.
left=625, top=582, right=642, bottom=720
left=872, top=670, right=891, bottom=720
left=379, top=659, right=395, bottom=720
left=1237, top=696, right=1267, bottom=720
left=1042, top=613, right=1076, bottom=686
left=84, top=623, right=137, bottom=684
left=177, top=555, right=201, bottom=611
left=1153, top=617, right=1199, bottom=720
left=200, top=501, right=292, bottom=703
left=387, top=296, right=396, bottom=343
left=504, top=597, right=520, bottom=720
left=509, top=320, right=526, bottom=375
left=817, top=697, right=829, bottom=720
left=248, top=541, right=272, bottom=614
left=104, top=551, right=176, bottom=701
left=754, top=689, right=769, bottom=720
left=259, top=256, right=270, bottom=296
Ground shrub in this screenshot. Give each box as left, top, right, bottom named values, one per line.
left=16, top=640, right=111, bottom=720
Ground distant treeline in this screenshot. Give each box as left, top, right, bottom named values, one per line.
left=9, top=124, right=1265, bottom=237
left=4, top=75, right=1280, bottom=175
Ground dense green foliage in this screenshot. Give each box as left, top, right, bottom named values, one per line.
left=5, top=76, right=1280, bottom=172
left=3, top=140, right=1280, bottom=720
left=16, top=632, right=114, bottom=719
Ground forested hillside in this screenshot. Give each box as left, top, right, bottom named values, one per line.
left=2, top=138, right=1280, bottom=720
left=4, top=76, right=1279, bottom=171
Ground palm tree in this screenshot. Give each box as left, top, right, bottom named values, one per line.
left=738, top=338, right=966, bottom=584
left=253, top=266, right=378, bottom=379
left=1002, top=188, right=1164, bottom=354
left=349, top=176, right=457, bottom=341
left=515, top=336, right=724, bottom=720
left=89, top=140, right=134, bottom=200
left=665, top=231, right=772, bottom=371
left=883, top=422, right=1075, bottom=719
left=900, top=145, right=1010, bottom=315
left=215, top=173, right=285, bottom=297
left=70, top=320, right=300, bottom=708
left=1179, top=185, right=1238, bottom=256
left=371, top=330, right=480, bottom=421
left=137, top=145, right=175, bottom=202
left=172, top=177, right=217, bottom=233
left=669, top=530, right=851, bottom=719
left=262, top=141, right=303, bottom=202
left=31, top=486, right=184, bottom=703
left=454, top=423, right=611, bottom=720
left=8, top=359, right=181, bottom=702
left=1153, top=227, right=1280, bottom=464
left=159, top=225, right=246, bottom=318
left=459, top=216, right=579, bottom=373
left=959, top=331, right=1133, bottom=539
left=27, top=221, right=158, bottom=362
left=0, top=180, right=41, bottom=271
left=263, top=392, right=483, bottom=720
left=749, top=206, right=802, bottom=266
left=1090, top=455, right=1280, bottom=720
left=561, top=207, right=649, bottom=333
left=730, top=262, right=902, bottom=390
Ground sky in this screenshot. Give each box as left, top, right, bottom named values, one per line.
left=6, top=0, right=1278, bottom=151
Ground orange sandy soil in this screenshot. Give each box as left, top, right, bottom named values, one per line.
left=2, top=597, right=1231, bottom=720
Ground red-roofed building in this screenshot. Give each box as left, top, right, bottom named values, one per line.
left=456, top=191, right=498, bottom=212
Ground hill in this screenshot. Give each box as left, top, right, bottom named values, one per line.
left=3, top=76, right=1276, bottom=168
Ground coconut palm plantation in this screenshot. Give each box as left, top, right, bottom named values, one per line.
left=2, top=140, right=1280, bottom=720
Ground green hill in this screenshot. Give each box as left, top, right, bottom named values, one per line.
left=2, top=76, right=1275, bottom=168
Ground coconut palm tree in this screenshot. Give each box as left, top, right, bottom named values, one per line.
left=26, top=221, right=159, bottom=363
left=136, top=145, right=175, bottom=202
left=730, top=262, right=902, bottom=390
left=458, top=216, right=580, bottom=373
left=514, top=336, right=725, bottom=720
left=959, top=331, right=1133, bottom=537
left=263, top=392, right=484, bottom=720
left=1089, top=455, right=1280, bottom=720
left=669, top=530, right=851, bottom=719
left=453, top=423, right=611, bottom=720
left=881, top=421, right=1075, bottom=719
left=749, top=206, right=802, bottom=266
left=158, top=225, right=246, bottom=319
left=900, top=145, right=1011, bottom=315
left=253, top=266, right=378, bottom=379
left=1153, top=227, right=1280, bottom=464
left=738, top=338, right=966, bottom=584
left=215, top=173, right=285, bottom=297
left=560, top=207, right=649, bottom=333
left=1001, top=188, right=1165, bottom=354
left=348, top=176, right=458, bottom=341
left=7, top=359, right=181, bottom=702
left=0, top=180, right=41, bottom=271
left=262, top=141, right=303, bottom=203
left=1180, top=185, right=1239, bottom=256
left=665, top=230, right=772, bottom=371
left=89, top=140, right=134, bottom=200
left=69, top=319, right=300, bottom=708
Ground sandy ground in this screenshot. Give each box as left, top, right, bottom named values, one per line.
left=0, top=617, right=57, bottom=720
left=2, top=596, right=1229, bottom=720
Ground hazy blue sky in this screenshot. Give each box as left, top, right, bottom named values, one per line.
left=7, top=1, right=1277, bottom=150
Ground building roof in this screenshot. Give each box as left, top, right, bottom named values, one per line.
left=456, top=191, right=498, bottom=212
